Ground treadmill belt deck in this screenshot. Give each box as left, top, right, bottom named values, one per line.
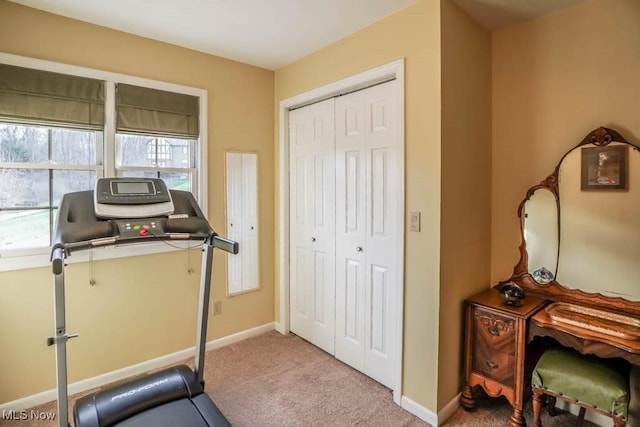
left=116, top=395, right=228, bottom=427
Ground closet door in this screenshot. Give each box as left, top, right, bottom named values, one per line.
left=288, top=99, right=336, bottom=354
left=335, top=81, right=397, bottom=388
left=334, top=92, right=367, bottom=372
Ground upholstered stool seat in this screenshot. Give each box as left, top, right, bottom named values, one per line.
left=531, top=347, right=629, bottom=427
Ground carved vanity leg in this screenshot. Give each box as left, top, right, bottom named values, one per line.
left=508, top=407, right=526, bottom=427
left=532, top=388, right=544, bottom=427
left=460, top=385, right=475, bottom=410
left=613, top=418, right=626, bottom=427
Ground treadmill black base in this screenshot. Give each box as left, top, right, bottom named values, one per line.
left=74, top=365, right=230, bottom=427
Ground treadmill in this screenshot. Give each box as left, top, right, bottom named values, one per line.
left=50, top=177, right=237, bottom=427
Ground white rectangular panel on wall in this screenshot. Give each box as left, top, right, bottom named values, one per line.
left=226, top=152, right=259, bottom=295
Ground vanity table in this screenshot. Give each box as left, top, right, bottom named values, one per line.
left=461, top=127, right=640, bottom=426
left=460, top=289, right=547, bottom=426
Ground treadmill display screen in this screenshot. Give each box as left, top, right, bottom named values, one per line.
left=95, top=178, right=172, bottom=208
left=115, top=181, right=153, bottom=195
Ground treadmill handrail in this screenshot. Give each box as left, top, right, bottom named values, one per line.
left=50, top=189, right=238, bottom=272
left=51, top=245, right=65, bottom=276
left=211, top=235, right=239, bottom=255
left=50, top=230, right=216, bottom=273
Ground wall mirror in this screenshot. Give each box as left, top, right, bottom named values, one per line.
left=508, top=127, right=640, bottom=315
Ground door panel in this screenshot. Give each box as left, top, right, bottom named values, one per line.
left=344, top=258, right=361, bottom=342
left=241, top=154, right=259, bottom=290
left=313, top=250, right=327, bottom=323
left=289, top=99, right=336, bottom=354
left=371, top=148, right=387, bottom=237
left=345, top=150, right=361, bottom=232
left=335, top=81, right=397, bottom=388
left=294, top=157, right=306, bottom=226
left=295, top=247, right=307, bottom=317
left=363, top=82, right=397, bottom=387
left=370, top=264, right=387, bottom=354
left=335, top=89, right=367, bottom=371
left=226, top=153, right=243, bottom=293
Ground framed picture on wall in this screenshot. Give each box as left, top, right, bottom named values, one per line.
left=581, top=145, right=628, bottom=191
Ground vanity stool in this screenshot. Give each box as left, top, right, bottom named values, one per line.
left=531, top=346, right=629, bottom=427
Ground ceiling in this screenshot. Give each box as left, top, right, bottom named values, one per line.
left=9, top=0, right=588, bottom=71
left=452, top=0, right=588, bottom=31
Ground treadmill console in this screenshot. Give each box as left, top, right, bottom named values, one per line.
left=94, top=178, right=174, bottom=219
left=114, top=219, right=164, bottom=238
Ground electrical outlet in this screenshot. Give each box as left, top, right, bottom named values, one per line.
left=213, top=300, right=222, bottom=315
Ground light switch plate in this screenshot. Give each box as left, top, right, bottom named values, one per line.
left=409, top=211, right=421, bottom=232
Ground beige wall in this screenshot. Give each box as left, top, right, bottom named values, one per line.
left=275, top=0, right=443, bottom=411
left=0, top=1, right=275, bottom=403
left=439, top=0, right=491, bottom=410
left=491, top=0, right=640, bottom=284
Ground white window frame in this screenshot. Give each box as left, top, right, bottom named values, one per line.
left=0, top=52, right=208, bottom=272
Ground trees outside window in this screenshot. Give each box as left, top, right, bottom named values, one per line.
left=0, top=124, right=99, bottom=250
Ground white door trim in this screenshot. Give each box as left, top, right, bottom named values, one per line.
left=277, top=58, right=405, bottom=403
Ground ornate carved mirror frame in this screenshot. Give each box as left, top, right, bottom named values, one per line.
left=507, top=127, right=640, bottom=316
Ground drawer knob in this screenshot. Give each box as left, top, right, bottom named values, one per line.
left=488, top=325, right=499, bottom=336
left=486, top=360, right=499, bottom=369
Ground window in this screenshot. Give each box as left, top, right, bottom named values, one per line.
left=0, top=124, right=101, bottom=251
left=114, top=82, right=200, bottom=194
left=117, top=135, right=195, bottom=191
left=0, top=55, right=207, bottom=271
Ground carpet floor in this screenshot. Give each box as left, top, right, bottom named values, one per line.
left=443, top=389, right=599, bottom=426
left=1, top=331, right=604, bottom=426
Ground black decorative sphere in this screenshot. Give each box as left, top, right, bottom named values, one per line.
left=500, top=282, right=525, bottom=307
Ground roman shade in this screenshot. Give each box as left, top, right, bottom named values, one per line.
left=0, top=63, right=105, bottom=130
left=116, top=84, right=199, bottom=139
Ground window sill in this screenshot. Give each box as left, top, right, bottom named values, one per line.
left=0, top=240, right=201, bottom=273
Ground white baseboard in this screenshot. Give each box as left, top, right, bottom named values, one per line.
left=401, top=395, right=438, bottom=426
left=204, top=322, right=275, bottom=351
left=400, top=393, right=458, bottom=427
left=274, top=321, right=286, bottom=334
left=0, top=322, right=275, bottom=412
left=437, top=393, right=460, bottom=425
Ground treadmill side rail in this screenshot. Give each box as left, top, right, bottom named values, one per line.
left=51, top=266, right=74, bottom=427
left=195, top=242, right=214, bottom=386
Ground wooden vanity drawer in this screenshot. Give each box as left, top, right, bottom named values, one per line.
left=471, top=307, right=517, bottom=385
left=472, top=348, right=515, bottom=384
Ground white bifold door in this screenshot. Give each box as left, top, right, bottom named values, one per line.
left=289, top=81, right=398, bottom=388
left=289, top=99, right=336, bottom=354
